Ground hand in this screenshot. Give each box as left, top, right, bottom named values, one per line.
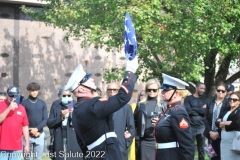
left=24, top=144, right=30, bottom=154
left=224, top=121, right=232, bottom=126
left=151, top=117, right=159, bottom=127
left=8, top=101, right=18, bottom=111
left=62, top=109, right=70, bottom=118
left=217, top=118, right=221, bottom=122
left=32, top=132, right=41, bottom=138
left=126, top=56, right=139, bottom=73
left=29, top=128, right=38, bottom=135
left=202, top=104, right=206, bottom=108
left=68, top=108, right=74, bottom=112
left=219, top=121, right=232, bottom=128
left=210, top=131, right=219, bottom=140
left=124, top=130, right=131, bottom=138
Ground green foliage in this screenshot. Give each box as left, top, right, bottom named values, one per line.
left=22, top=0, right=240, bottom=88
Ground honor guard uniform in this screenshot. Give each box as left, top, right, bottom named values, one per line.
left=155, top=74, right=194, bottom=160
left=64, top=59, right=138, bottom=160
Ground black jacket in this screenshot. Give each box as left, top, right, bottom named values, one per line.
left=72, top=71, right=136, bottom=160
left=184, top=95, right=207, bottom=126
left=204, top=97, right=230, bottom=138
left=134, top=100, right=162, bottom=139
left=113, top=104, right=135, bottom=160
left=215, top=105, right=240, bottom=132
left=47, top=100, right=82, bottom=160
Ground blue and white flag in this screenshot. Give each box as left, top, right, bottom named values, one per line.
left=124, top=13, right=137, bottom=61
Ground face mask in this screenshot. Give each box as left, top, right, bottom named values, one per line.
left=68, top=97, right=73, bottom=102
left=61, top=97, right=69, bottom=105
left=61, top=96, right=73, bottom=105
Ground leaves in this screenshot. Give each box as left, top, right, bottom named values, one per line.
left=22, top=0, right=240, bottom=95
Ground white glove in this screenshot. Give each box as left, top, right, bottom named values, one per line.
left=126, top=56, right=139, bottom=73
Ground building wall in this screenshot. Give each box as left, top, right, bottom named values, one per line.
left=0, top=3, right=144, bottom=109
left=0, top=2, right=145, bottom=153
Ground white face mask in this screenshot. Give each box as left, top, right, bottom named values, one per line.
left=61, top=96, right=73, bottom=105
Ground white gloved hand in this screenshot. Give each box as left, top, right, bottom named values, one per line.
left=126, top=56, right=139, bottom=73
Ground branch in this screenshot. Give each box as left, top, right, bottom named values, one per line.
left=215, top=55, right=232, bottom=83
left=225, top=71, right=240, bottom=83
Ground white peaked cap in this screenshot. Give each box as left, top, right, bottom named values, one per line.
left=64, top=64, right=87, bottom=91
left=160, top=73, right=189, bottom=90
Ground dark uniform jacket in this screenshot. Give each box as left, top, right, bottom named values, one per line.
left=72, top=71, right=136, bottom=160
left=155, top=101, right=194, bottom=160
left=47, top=100, right=83, bottom=160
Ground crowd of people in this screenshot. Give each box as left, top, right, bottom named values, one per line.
left=0, top=54, right=240, bottom=160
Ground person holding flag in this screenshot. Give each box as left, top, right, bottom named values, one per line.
left=64, top=13, right=138, bottom=160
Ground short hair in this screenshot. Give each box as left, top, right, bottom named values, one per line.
left=96, top=87, right=102, bottom=96
left=215, top=82, right=226, bottom=90
left=26, top=82, right=41, bottom=91
left=196, top=82, right=205, bottom=87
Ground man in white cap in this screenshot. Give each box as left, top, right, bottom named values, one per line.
left=153, top=73, right=194, bottom=160
left=64, top=56, right=138, bottom=159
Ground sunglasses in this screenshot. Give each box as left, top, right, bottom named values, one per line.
left=228, top=98, right=239, bottom=102
left=81, top=84, right=96, bottom=91
left=107, top=89, right=118, bottom=92
left=217, top=89, right=226, bottom=93
left=62, top=95, right=71, bottom=97
left=146, top=89, right=158, bottom=93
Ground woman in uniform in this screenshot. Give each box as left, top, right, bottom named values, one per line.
left=153, top=73, right=194, bottom=160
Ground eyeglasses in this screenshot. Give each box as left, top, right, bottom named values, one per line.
left=146, top=89, right=158, bottom=93
left=107, top=89, right=119, bottom=92
left=81, top=84, right=96, bottom=91
left=217, top=89, right=226, bottom=93
left=228, top=98, right=239, bottom=102
left=62, top=95, right=71, bottom=97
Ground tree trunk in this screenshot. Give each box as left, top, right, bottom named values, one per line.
left=204, top=49, right=218, bottom=97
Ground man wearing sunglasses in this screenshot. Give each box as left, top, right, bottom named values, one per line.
left=64, top=56, right=138, bottom=159
left=184, top=82, right=208, bottom=160
left=21, top=82, right=48, bottom=160
left=106, top=82, right=135, bottom=160
left=0, top=86, right=29, bottom=160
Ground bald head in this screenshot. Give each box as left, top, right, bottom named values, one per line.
left=106, top=82, right=120, bottom=97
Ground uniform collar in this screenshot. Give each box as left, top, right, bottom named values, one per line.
left=167, top=101, right=182, bottom=108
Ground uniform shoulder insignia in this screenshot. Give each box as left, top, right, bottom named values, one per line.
left=98, top=98, right=109, bottom=102
left=179, top=118, right=189, bottom=129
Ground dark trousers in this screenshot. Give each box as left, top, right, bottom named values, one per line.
left=211, top=138, right=221, bottom=160
left=192, top=126, right=205, bottom=160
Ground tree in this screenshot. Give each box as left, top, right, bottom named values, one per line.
left=22, top=0, right=240, bottom=97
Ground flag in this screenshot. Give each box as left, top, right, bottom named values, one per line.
left=124, top=12, right=137, bottom=61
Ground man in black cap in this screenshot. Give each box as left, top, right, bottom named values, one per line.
left=0, top=86, right=29, bottom=159
left=64, top=57, right=138, bottom=159
left=226, top=84, right=235, bottom=99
